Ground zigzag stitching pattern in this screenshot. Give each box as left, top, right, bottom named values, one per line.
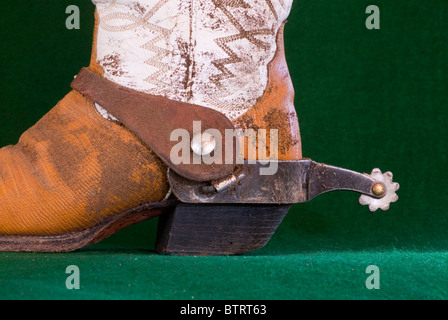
left=266, top=0, right=287, bottom=21
left=210, top=0, right=274, bottom=88
left=265, top=0, right=278, bottom=20
left=140, top=0, right=174, bottom=87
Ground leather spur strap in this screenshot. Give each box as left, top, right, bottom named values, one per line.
left=71, top=68, right=236, bottom=182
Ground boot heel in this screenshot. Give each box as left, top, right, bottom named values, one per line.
left=155, top=203, right=291, bottom=256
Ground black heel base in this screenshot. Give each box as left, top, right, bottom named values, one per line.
left=155, top=203, right=291, bottom=256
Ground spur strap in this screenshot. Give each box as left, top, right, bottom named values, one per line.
left=71, top=68, right=236, bottom=182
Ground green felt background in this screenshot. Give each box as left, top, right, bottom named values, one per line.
left=0, top=0, right=447, bottom=300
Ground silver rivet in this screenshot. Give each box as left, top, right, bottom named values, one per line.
left=191, top=132, right=216, bottom=156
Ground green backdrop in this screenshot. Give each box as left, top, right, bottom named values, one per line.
left=0, top=0, right=446, bottom=300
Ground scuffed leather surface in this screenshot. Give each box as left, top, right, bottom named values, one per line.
left=71, top=68, right=236, bottom=182
left=0, top=90, right=169, bottom=236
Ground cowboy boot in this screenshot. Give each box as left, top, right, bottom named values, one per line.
left=0, top=0, right=301, bottom=253
left=0, top=0, right=398, bottom=255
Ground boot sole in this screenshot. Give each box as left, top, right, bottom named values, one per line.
left=0, top=200, right=178, bottom=253
left=0, top=201, right=290, bottom=255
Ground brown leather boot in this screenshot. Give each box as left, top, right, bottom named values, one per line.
left=0, top=0, right=302, bottom=253
left=0, top=1, right=398, bottom=255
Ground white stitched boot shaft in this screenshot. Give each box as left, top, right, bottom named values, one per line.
left=92, top=0, right=292, bottom=120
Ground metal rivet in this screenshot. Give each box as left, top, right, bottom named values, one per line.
left=191, top=132, right=216, bottom=156
left=372, top=183, right=386, bottom=197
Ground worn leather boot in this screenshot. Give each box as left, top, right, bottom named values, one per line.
left=0, top=0, right=302, bottom=253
